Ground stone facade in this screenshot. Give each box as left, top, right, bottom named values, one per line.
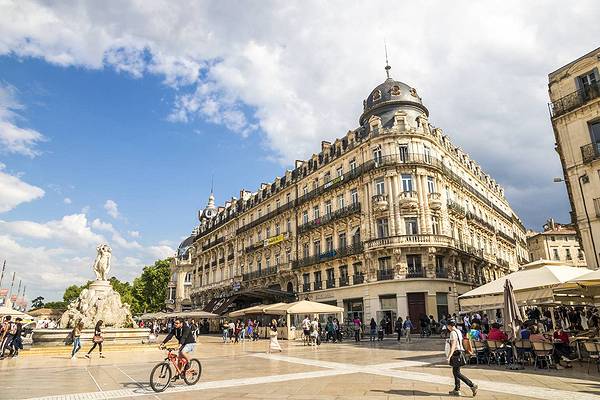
left=548, top=47, right=600, bottom=269
left=170, top=70, right=529, bottom=323
left=526, top=218, right=586, bottom=267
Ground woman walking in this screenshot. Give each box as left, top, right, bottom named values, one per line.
left=369, top=318, right=377, bottom=342
left=70, top=321, right=84, bottom=359
left=267, top=319, right=282, bottom=354
left=85, top=320, right=105, bottom=359
left=447, top=321, right=477, bottom=397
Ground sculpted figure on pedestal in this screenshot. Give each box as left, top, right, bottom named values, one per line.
left=92, top=244, right=112, bottom=280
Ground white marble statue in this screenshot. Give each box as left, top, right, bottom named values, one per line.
left=92, top=244, right=112, bottom=280
left=59, top=244, right=133, bottom=328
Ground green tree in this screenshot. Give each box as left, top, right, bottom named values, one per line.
left=109, top=276, right=137, bottom=310
left=31, top=296, right=44, bottom=309
left=44, top=301, right=67, bottom=309
left=132, top=258, right=171, bottom=314
left=62, top=281, right=92, bottom=303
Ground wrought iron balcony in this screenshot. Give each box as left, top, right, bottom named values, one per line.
left=313, top=281, right=323, bottom=290
left=242, top=266, right=279, bottom=282
left=292, top=243, right=364, bottom=269
left=435, top=269, right=448, bottom=278
left=581, top=142, right=600, bottom=164
left=202, top=236, right=225, bottom=251
left=227, top=253, right=234, bottom=261
left=326, top=280, right=336, bottom=289
left=297, top=202, right=361, bottom=234
left=339, top=276, right=349, bottom=287
left=377, top=269, right=394, bottom=281
left=365, top=234, right=454, bottom=251
left=353, top=274, right=365, bottom=284
left=549, top=82, right=600, bottom=118
left=406, top=268, right=425, bottom=278
left=447, top=200, right=466, bottom=217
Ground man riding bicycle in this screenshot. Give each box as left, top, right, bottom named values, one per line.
left=159, top=317, right=196, bottom=380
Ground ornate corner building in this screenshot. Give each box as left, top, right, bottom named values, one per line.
left=169, top=67, right=529, bottom=321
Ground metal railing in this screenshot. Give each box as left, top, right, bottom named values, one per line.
left=242, top=265, right=279, bottom=281
left=549, top=82, right=600, bottom=118
left=377, top=269, right=394, bottom=281
left=435, top=269, right=448, bottom=278
left=202, top=237, right=225, bottom=251
left=313, top=281, right=323, bottom=290
left=302, top=283, right=311, bottom=292
left=236, top=200, right=296, bottom=235
left=406, top=269, right=425, bottom=278
left=582, top=143, right=600, bottom=164
left=365, top=234, right=454, bottom=250
left=339, top=276, right=349, bottom=287
left=326, top=280, right=336, bottom=289
left=292, top=243, right=364, bottom=269
left=297, top=202, right=361, bottom=234
left=353, top=274, right=365, bottom=284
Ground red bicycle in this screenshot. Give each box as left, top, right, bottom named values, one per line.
left=149, top=347, right=201, bottom=392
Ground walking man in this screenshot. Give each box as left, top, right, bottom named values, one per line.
left=402, top=316, right=414, bottom=343
left=447, top=321, right=477, bottom=397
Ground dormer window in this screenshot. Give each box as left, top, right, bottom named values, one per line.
left=390, top=85, right=401, bottom=96
left=372, top=90, right=381, bottom=101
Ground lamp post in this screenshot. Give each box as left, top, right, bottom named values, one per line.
left=554, top=175, right=599, bottom=268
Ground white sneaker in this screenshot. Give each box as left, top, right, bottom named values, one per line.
left=71, top=356, right=76, bottom=360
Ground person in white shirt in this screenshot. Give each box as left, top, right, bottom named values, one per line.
left=301, top=316, right=311, bottom=346
left=447, top=321, right=477, bottom=397
left=310, top=318, right=319, bottom=346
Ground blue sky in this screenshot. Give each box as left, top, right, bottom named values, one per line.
left=1, top=1, right=599, bottom=302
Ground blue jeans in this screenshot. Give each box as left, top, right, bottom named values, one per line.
left=222, top=329, right=229, bottom=342
left=71, top=337, right=81, bottom=357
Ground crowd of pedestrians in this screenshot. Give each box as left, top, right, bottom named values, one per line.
left=0, top=316, right=23, bottom=359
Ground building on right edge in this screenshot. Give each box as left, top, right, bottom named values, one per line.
left=548, top=46, right=600, bottom=269
left=526, top=218, right=586, bottom=267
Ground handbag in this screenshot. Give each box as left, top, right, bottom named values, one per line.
left=93, top=334, right=104, bottom=343
left=449, top=350, right=466, bottom=367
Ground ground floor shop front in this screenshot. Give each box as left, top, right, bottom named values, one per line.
left=305, top=278, right=473, bottom=330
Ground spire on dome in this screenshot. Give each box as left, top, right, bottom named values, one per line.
left=384, top=41, right=391, bottom=79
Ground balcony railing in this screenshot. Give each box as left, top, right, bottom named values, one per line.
left=236, top=200, right=295, bottom=234
left=497, top=230, right=516, bottom=244
left=302, top=283, right=311, bottom=292
left=313, top=281, right=323, bottom=290
left=435, top=269, right=448, bottom=278
left=353, top=274, right=365, bottom=284
left=202, top=236, right=225, bottom=251
left=339, top=276, right=349, bottom=287
left=365, top=234, right=454, bottom=251
left=326, top=280, right=335, bottom=289
left=496, top=257, right=510, bottom=268
left=242, top=265, right=279, bottom=282
left=298, top=202, right=361, bottom=234
left=582, top=143, right=600, bottom=164
left=447, top=200, right=466, bottom=217
left=372, top=194, right=388, bottom=204
left=292, top=243, right=364, bottom=269
left=406, top=269, right=425, bottom=278
left=377, top=269, right=394, bottom=280
left=549, top=82, right=600, bottom=118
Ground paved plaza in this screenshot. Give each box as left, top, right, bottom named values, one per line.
left=1, top=336, right=600, bottom=400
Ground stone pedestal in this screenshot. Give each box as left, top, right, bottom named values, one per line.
left=32, top=328, right=150, bottom=346
left=59, top=280, right=133, bottom=329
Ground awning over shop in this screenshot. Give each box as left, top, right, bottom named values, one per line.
left=266, top=300, right=343, bottom=315
left=458, top=260, right=591, bottom=311
left=228, top=302, right=287, bottom=318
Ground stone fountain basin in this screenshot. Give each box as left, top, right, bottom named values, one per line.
left=32, top=328, right=150, bottom=347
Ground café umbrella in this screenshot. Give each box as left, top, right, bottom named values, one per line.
left=503, top=279, right=523, bottom=370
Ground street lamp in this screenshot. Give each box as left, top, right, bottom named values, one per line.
left=554, top=175, right=599, bottom=268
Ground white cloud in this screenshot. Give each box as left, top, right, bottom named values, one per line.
left=104, top=199, right=120, bottom=219
left=63, top=197, right=72, bottom=204
left=0, top=82, right=45, bottom=157
left=128, top=230, right=140, bottom=238
left=0, top=163, right=45, bottom=213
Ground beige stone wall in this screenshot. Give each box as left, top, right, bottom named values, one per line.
left=549, top=47, right=600, bottom=268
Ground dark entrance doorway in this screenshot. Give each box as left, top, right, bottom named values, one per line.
left=407, top=292, right=426, bottom=333
left=286, top=282, right=294, bottom=292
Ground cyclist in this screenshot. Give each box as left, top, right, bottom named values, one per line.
left=159, top=317, right=196, bottom=381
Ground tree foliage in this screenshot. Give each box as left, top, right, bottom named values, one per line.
left=63, top=281, right=91, bottom=303
left=31, top=296, right=44, bottom=309
left=131, top=259, right=171, bottom=314
left=44, top=301, right=67, bottom=309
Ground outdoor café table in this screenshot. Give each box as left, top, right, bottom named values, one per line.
left=571, top=336, right=590, bottom=360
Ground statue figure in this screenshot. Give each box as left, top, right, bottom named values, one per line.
left=92, top=244, right=112, bottom=280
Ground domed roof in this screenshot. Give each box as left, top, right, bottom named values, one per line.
left=177, top=235, right=194, bottom=259
left=359, top=77, right=428, bottom=126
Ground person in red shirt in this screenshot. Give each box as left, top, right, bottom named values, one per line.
left=552, top=327, right=574, bottom=367
left=487, top=323, right=508, bottom=341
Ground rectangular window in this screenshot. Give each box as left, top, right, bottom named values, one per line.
left=314, top=271, right=322, bottom=282
left=303, top=186, right=309, bottom=195
left=337, top=194, right=345, bottom=209
left=313, top=205, right=320, bottom=219
left=436, top=292, right=449, bottom=320
left=375, top=177, right=385, bottom=195
left=326, top=268, right=335, bottom=282
left=351, top=188, right=359, bottom=204
left=266, top=226, right=271, bottom=238
left=303, top=273, right=310, bottom=285
left=258, top=209, right=262, bottom=218
left=338, top=232, right=347, bottom=248
left=303, top=243, right=309, bottom=258
left=302, top=210, right=309, bottom=224
left=325, top=200, right=332, bottom=215
left=435, top=255, right=444, bottom=271
left=592, top=121, right=600, bottom=145
left=565, top=248, right=572, bottom=260
left=427, top=176, right=436, bottom=193
left=378, top=256, right=391, bottom=270
left=399, top=144, right=408, bottom=162
left=578, top=249, right=585, bottom=260
left=552, top=248, right=559, bottom=260
left=340, top=265, right=348, bottom=278
left=286, top=193, right=291, bottom=203
left=407, top=254, right=422, bottom=274
left=349, top=159, right=356, bottom=171
left=431, top=216, right=440, bottom=235
left=337, top=166, right=344, bottom=177
left=276, top=200, right=280, bottom=209
left=579, top=70, right=598, bottom=88
left=266, top=205, right=271, bottom=214
left=405, top=217, right=418, bottom=235
left=325, top=236, right=333, bottom=252
left=376, top=218, right=389, bottom=238
left=353, top=262, right=362, bottom=275
left=275, top=224, right=281, bottom=235
left=423, top=145, right=432, bottom=163
left=287, top=218, right=292, bottom=232
left=314, top=240, right=321, bottom=255
left=373, top=147, right=383, bottom=164
left=324, top=172, right=331, bottom=183
left=401, top=174, right=413, bottom=192
left=257, top=230, right=262, bottom=241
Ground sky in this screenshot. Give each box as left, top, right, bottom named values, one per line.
left=0, top=1, right=599, bottom=302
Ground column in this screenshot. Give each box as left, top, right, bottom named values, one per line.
left=391, top=174, right=400, bottom=235
left=387, top=174, right=396, bottom=235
